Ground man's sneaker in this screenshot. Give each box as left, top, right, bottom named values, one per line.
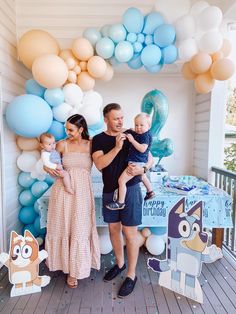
left=106, top=201, right=125, bottom=210
left=118, top=276, right=137, bottom=298
left=103, top=264, right=126, bottom=282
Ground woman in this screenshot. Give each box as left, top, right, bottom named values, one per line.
left=45, top=114, right=100, bottom=288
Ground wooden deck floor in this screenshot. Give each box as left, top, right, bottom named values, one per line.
left=0, top=248, right=236, bottom=314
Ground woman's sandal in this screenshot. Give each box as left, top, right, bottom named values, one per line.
left=144, top=191, right=155, bottom=201
left=67, top=275, right=78, bottom=289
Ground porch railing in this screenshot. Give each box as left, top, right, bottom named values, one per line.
left=211, top=167, right=236, bottom=255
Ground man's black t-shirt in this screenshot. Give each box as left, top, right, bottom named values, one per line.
left=92, top=132, right=141, bottom=193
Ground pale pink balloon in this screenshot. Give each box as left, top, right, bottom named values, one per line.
left=77, top=71, right=95, bottom=91
left=72, top=38, right=94, bottom=61
left=194, top=72, right=215, bottom=94
left=210, top=58, right=235, bottom=81
left=87, top=56, right=107, bottom=78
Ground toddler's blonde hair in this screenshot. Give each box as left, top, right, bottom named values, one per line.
left=134, top=113, right=151, bottom=127
left=39, top=132, right=55, bottom=143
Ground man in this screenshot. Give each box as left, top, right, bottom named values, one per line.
left=92, top=103, right=153, bottom=298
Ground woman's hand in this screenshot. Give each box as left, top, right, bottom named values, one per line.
left=43, top=166, right=61, bottom=177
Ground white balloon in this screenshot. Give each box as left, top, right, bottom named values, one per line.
left=36, top=159, right=46, bottom=175
left=154, top=0, right=191, bottom=23
left=27, top=150, right=41, bottom=159
left=30, top=170, right=39, bottom=179
left=178, top=38, right=198, bottom=61
left=197, top=6, right=222, bottom=31
left=190, top=1, right=209, bottom=17
left=63, top=83, right=83, bottom=107
left=37, top=173, right=47, bottom=181
left=146, top=234, right=165, bottom=255
left=175, top=14, right=196, bottom=42
left=83, top=90, right=103, bottom=109
left=99, top=234, right=113, bottom=255
left=52, top=102, right=73, bottom=122
left=80, top=106, right=101, bottom=126
left=198, top=30, right=223, bottom=54
left=17, top=153, right=38, bottom=172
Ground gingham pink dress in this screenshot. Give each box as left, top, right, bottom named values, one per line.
left=45, top=144, right=100, bottom=279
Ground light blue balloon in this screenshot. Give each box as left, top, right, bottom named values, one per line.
left=47, top=120, right=67, bottom=141
left=149, top=227, right=167, bottom=235
left=154, top=24, right=176, bottom=48
left=83, top=27, right=101, bottom=46
left=44, top=174, right=55, bottom=186
left=108, top=24, right=127, bottom=43
left=18, top=172, right=36, bottom=188
left=145, top=59, right=164, bottom=73
left=144, top=34, right=153, bottom=46
left=143, top=12, right=164, bottom=34
left=100, top=24, right=110, bottom=37
left=133, top=42, right=143, bottom=53
left=6, top=94, right=53, bottom=138
left=34, top=201, right=40, bottom=214
left=19, top=206, right=37, bottom=224
left=96, top=37, right=115, bottom=59
left=34, top=216, right=46, bottom=235
left=31, top=181, right=49, bottom=198
left=162, top=45, right=178, bottom=64
left=89, top=118, right=104, bottom=131
left=23, top=224, right=39, bottom=238
left=19, top=189, right=37, bottom=206
left=137, top=33, right=145, bottom=43
left=108, top=56, right=120, bottom=67
left=44, top=88, right=64, bottom=107
left=141, top=44, right=161, bottom=67
left=88, top=128, right=103, bottom=137
left=128, top=54, right=143, bottom=70
left=25, top=79, right=46, bottom=97
left=126, top=33, right=137, bottom=43
left=122, top=7, right=144, bottom=33
left=115, top=41, right=134, bottom=63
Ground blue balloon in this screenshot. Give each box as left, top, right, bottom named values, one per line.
left=83, top=27, right=101, bottom=46
left=128, top=54, right=143, bottom=70
left=122, top=7, right=144, bottom=33
left=145, top=59, right=164, bottom=73
left=31, top=181, right=49, bottom=198
left=47, top=120, right=67, bottom=141
left=34, top=216, right=46, bottom=235
left=19, top=189, right=37, bottom=206
left=137, top=33, right=145, bottom=43
left=154, top=24, right=176, bottom=48
left=100, top=24, right=110, bottom=37
left=96, top=37, right=115, bottom=59
left=149, top=227, right=167, bottom=235
left=141, top=44, right=161, bottom=67
left=162, top=45, right=178, bottom=64
left=6, top=94, right=53, bottom=138
left=108, top=24, right=127, bottom=43
left=144, top=34, right=153, bottom=46
left=115, top=41, right=134, bottom=63
left=143, top=12, right=164, bottom=34
left=18, top=172, right=36, bottom=188
left=108, top=56, right=120, bottom=67
left=44, top=174, right=55, bottom=186
left=126, top=33, right=137, bottom=43
left=34, top=201, right=40, bottom=214
left=19, top=206, right=38, bottom=224
left=25, top=79, right=46, bottom=97
left=133, top=42, right=143, bottom=53
left=44, top=88, right=64, bottom=107
left=23, top=224, right=39, bottom=238
left=89, top=118, right=104, bottom=131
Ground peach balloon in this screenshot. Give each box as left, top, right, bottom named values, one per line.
left=68, top=71, right=77, bottom=83
left=87, top=56, right=107, bottom=78
left=141, top=227, right=151, bottom=238
left=77, top=71, right=95, bottom=91
left=59, top=49, right=74, bottom=61
left=72, top=38, right=94, bottom=61
left=74, top=65, right=81, bottom=75
left=190, top=52, right=212, bottom=74
left=210, top=58, right=235, bottom=81
left=100, top=62, right=114, bottom=81
left=137, top=231, right=146, bottom=247
left=194, top=72, right=215, bottom=94
left=32, top=54, right=68, bottom=88
left=211, top=51, right=224, bottom=62
left=16, top=136, right=40, bottom=151
left=181, top=62, right=197, bottom=80
left=80, top=61, right=87, bottom=71
left=66, top=58, right=76, bottom=69
left=220, top=39, right=232, bottom=57
left=18, top=29, right=60, bottom=69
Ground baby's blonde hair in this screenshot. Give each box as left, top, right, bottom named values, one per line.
left=134, top=113, right=151, bottom=127
left=39, top=132, right=54, bottom=143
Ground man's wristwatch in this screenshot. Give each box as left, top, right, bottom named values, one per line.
left=143, top=166, right=148, bottom=173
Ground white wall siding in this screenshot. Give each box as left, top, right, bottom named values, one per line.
left=0, top=0, right=30, bottom=250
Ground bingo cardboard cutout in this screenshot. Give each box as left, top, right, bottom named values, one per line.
left=0, top=230, right=50, bottom=297
left=147, top=198, right=223, bottom=303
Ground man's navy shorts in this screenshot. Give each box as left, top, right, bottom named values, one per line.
left=102, top=183, right=142, bottom=226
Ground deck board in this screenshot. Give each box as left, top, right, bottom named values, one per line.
left=1, top=248, right=236, bottom=313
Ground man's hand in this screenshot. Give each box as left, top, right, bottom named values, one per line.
left=115, top=133, right=126, bottom=150
left=126, top=163, right=144, bottom=176
left=43, top=166, right=61, bottom=177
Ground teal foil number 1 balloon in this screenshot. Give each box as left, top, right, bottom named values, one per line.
left=141, top=89, right=174, bottom=164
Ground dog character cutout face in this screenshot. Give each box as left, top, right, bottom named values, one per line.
left=147, top=198, right=223, bottom=303
left=0, top=230, right=50, bottom=297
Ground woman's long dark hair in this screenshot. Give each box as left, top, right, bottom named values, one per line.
left=67, top=114, right=90, bottom=140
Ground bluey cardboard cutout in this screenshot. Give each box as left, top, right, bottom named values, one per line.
left=0, top=230, right=50, bottom=297
left=147, top=198, right=223, bottom=303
